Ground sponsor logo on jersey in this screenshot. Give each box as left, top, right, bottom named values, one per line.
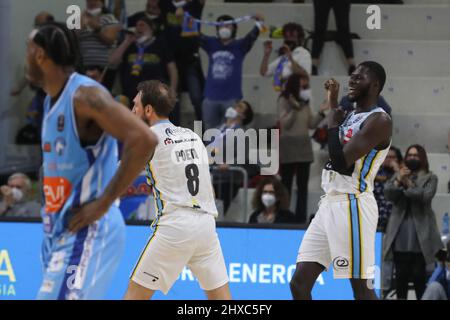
left=43, top=142, right=52, bottom=153
left=57, top=114, right=65, bottom=132
left=55, top=137, right=66, bottom=156
left=332, top=257, right=350, bottom=270
left=343, top=128, right=353, bottom=145
left=164, top=138, right=174, bottom=145
left=43, top=177, right=73, bottom=213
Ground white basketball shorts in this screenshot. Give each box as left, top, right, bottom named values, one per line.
left=297, top=192, right=378, bottom=279
left=130, top=209, right=229, bottom=294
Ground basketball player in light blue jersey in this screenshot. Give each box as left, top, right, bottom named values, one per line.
left=290, top=61, right=392, bottom=300
left=25, top=22, right=158, bottom=300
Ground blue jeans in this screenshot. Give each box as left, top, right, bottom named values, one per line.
left=202, top=98, right=238, bottom=130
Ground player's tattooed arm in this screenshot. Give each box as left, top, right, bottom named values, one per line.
left=68, top=86, right=158, bottom=232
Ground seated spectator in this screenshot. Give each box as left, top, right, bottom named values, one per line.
left=260, top=22, right=311, bottom=91
left=127, top=0, right=164, bottom=34
left=383, top=144, right=444, bottom=300
left=159, top=0, right=207, bottom=123
left=200, top=14, right=264, bottom=130
left=374, top=146, right=402, bottom=232
left=422, top=236, right=450, bottom=300
left=110, top=17, right=178, bottom=105
left=78, top=0, right=122, bottom=90
left=249, top=176, right=295, bottom=224
left=209, top=100, right=258, bottom=214
left=0, top=173, right=40, bottom=218
left=278, top=73, right=327, bottom=223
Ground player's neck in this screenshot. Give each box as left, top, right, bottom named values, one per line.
left=354, top=96, right=378, bottom=113
left=44, top=68, right=74, bottom=98
left=150, top=117, right=170, bottom=126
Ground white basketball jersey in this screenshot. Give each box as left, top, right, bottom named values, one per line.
left=146, top=120, right=218, bottom=218
left=321, top=107, right=391, bottom=195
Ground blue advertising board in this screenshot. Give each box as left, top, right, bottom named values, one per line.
left=0, top=222, right=381, bottom=300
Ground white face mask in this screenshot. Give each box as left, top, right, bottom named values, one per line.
left=261, top=193, right=276, bottom=208
left=87, top=8, right=102, bottom=16
left=11, top=187, right=24, bottom=202
left=172, top=0, right=187, bottom=8
left=146, top=13, right=159, bottom=20
left=225, top=107, right=238, bottom=119
left=136, top=35, right=153, bottom=45
left=218, top=27, right=232, bottom=40
left=300, top=88, right=311, bottom=102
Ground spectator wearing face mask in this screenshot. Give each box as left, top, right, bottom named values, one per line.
left=209, top=101, right=258, bottom=214
left=77, top=0, right=122, bottom=90
left=0, top=173, right=41, bottom=218
left=110, top=17, right=178, bottom=105
left=128, top=0, right=164, bottom=34
left=383, top=144, right=444, bottom=300
left=199, top=13, right=265, bottom=130
left=277, top=73, right=328, bottom=224
left=260, top=22, right=311, bottom=92
left=249, top=176, right=295, bottom=224
left=374, top=146, right=402, bottom=232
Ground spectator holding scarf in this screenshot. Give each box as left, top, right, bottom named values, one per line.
left=110, top=16, right=178, bottom=106
left=260, top=22, right=311, bottom=92
left=198, top=13, right=265, bottom=129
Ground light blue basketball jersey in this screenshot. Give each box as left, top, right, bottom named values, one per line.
left=41, top=72, right=120, bottom=237
left=38, top=73, right=125, bottom=300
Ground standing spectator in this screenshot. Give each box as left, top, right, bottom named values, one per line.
left=311, top=0, right=356, bottom=75
left=0, top=173, right=40, bottom=218
left=277, top=73, right=328, bottom=223
left=159, top=0, right=207, bottom=123
left=110, top=17, right=178, bottom=106
left=383, top=144, right=444, bottom=300
left=260, top=22, right=311, bottom=91
left=78, top=0, right=122, bottom=90
left=249, top=176, right=295, bottom=224
left=127, top=0, right=164, bottom=35
left=374, top=146, right=402, bottom=232
left=200, top=14, right=264, bottom=130
left=209, top=100, right=258, bottom=214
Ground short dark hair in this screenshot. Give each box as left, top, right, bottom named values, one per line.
left=405, top=144, right=429, bottom=172
left=390, top=146, right=403, bottom=163
left=216, top=14, right=237, bottom=38
left=240, top=100, right=254, bottom=126
left=137, top=80, right=176, bottom=117
left=32, top=22, right=81, bottom=69
left=359, top=61, right=386, bottom=94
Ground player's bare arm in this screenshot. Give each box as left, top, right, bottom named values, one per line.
left=68, top=86, right=158, bottom=232
left=325, top=78, right=392, bottom=171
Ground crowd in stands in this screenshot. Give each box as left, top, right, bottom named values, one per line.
left=3, top=0, right=449, bottom=300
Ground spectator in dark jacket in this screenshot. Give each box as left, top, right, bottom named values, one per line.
left=383, top=144, right=444, bottom=300
left=249, top=176, right=295, bottom=224
left=200, top=13, right=264, bottom=129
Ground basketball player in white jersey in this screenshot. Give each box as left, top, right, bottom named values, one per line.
left=124, top=80, right=231, bottom=300
left=290, top=61, right=392, bottom=300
